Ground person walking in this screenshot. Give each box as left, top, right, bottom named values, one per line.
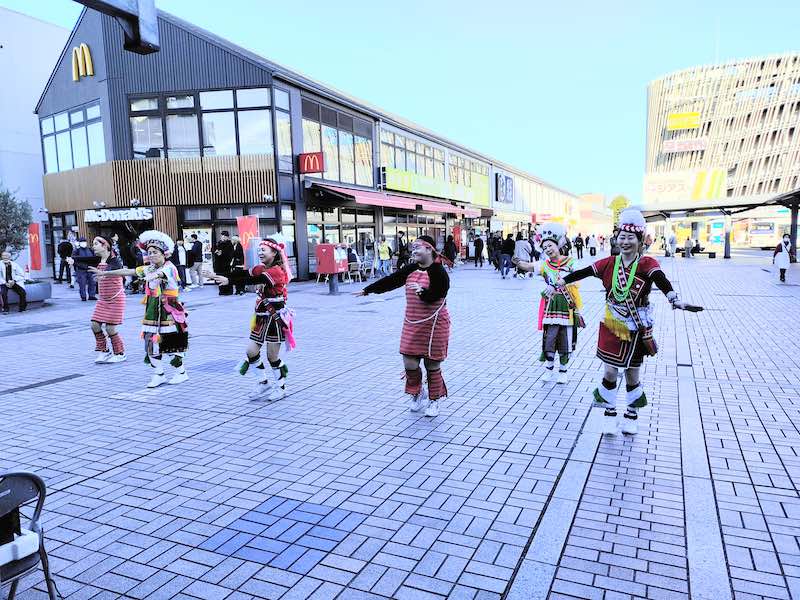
left=230, top=235, right=246, bottom=295
left=683, top=237, right=693, bottom=258
left=514, top=233, right=533, bottom=278
left=187, top=234, right=204, bottom=288
left=355, top=235, right=450, bottom=418
left=500, top=233, right=515, bottom=279
left=56, top=237, right=74, bottom=286
left=587, top=234, right=598, bottom=257
left=87, top=236, right=126, bottom=363
left=489, top=234, right=501, bottom=270
left=69, top=237, right=99, bottom=301
left=668, top=232, right=678, bottom=258
left=396, top=231, right=410, bottom=270
left=173, top=239, right=189, bottom=291
left=443, top=235, right=458, bottom=271
left=377, top=236, right=393, bottom=276
left=773, top=233, right=796, bottom=283
left=574, top=233, right=584, bottom=259
left=213, top=231, right=234, bottom=295
left=1, top=251, right=27, bottom=314
left=473, top=234, right=485, bottom=267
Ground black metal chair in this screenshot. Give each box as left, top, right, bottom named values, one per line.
left=0, top=472, right=58, bottom=600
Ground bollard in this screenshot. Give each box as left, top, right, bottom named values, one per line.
left=328, top=274, right=339, bottom=295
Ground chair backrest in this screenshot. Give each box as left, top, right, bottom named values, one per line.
left=0, top=473, right=45, bottom=523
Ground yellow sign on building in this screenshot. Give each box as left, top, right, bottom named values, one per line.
left=384, top=167, right=490, bottom=207
left=71, top=43, right=94, bottom=81
left=642, top=169, right=727, bottom=204
left=666, top=111, right=701, bottom=131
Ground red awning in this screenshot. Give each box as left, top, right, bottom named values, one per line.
left=315, top=184, right=417, bottom=210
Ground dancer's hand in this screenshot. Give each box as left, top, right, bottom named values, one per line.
left=89, top=267, right=104, bottom=276
left=66, top=257, right=74, bottom=265
left=544, top=285, right=555, bottom=297
left=555, top=277, right=566, bottom=287
left=211, top=275, right=229, bottom=286
left=408, top=282, right=424, bottom=294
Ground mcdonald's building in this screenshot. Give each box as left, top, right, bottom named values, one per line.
left=36, top=7, right=579, bottom=279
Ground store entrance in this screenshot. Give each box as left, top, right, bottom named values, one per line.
left=87, top=220, right=154, bottom=267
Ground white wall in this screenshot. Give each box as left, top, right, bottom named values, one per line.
left=0, top=8, right=69, bottom=277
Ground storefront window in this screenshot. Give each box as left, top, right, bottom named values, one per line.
left=131, top=115, right=164, bottom=158
left=70, top=127, right=89, bottom=168
left=303, top=118, right=321, bottom=153
left=248, top=205, right=277, bottom=218
left=339, top=130, right=355, bottom=184
left=43, top=137, right=58, bottom=174
left=202, top=111, right=236, bottom=156
left=322, top=125, right=339, bottom=181
left=131, top=98, right=158, bottom=111
left=276, top=110, right=292, bottom=172
left=41, top=103, right=105, bottom=172
left=200, top=90, right=233, bottom=110
left=259, top=222, right=279, bottom=239
left=184, top=207, right=212, bottom=220
left=56, top=132, right=72, bottom=170
left=307, top=223, right=322, bottom=272
left=166, top=114, right=200, bottom=157
left=237, top=88, right=270, bottom=109
left=274, top=88, right=290, bottom=111
left=281, top=205, right=295, bottom=222
left=342, top=209, right=356, bottom=223
left=167, top=95, right=195, bottom=109
left=238, top=110, right=273, bottom=155
left=87, top=122, right=105, bottom=164
left=216, top=206, right=244, bottom=219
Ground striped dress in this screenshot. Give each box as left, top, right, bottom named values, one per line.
left=91, top=259, right=126, bottom=325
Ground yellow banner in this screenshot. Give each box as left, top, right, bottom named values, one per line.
left=384, top=167, right=490, bottom=207
left=642, top=169, right=727, bottom=204
left=666, top=111, right=701, bottom=131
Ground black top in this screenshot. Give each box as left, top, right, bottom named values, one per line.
left=213, top=240, right=234, bottom=272
left=190, top=240, right=203, bottom=264
left=57, top=241, right=73, bottom=258
left=363, top=262, right=450, bottom=303
left=563, top=264, right=675, bottom=295
left=4, top=263, right=11, bottom=282
left=474, top=237, right=484, bottom=250
left=443, top=241, right=458, bottom=260
left=71, top=247, right=100, bottom=271
left=501, top=238, right=516, bottom=254
left=574, top=236, right=584, bottom=248
left=231, top=243, right=245, bottom=268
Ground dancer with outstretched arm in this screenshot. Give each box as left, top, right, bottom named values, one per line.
left=554, top=209, right=702, bottom=435
left=354, top=235, right=450, bottom=418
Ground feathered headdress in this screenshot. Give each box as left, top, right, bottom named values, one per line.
left=540, top=222, right=566, bottom=246
left=138, top=230, right=175, bottom=257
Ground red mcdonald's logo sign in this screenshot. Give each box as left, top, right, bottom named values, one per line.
left=298, top=152, right=324, bottom=174
left=27, top=223, right=42, bottom=271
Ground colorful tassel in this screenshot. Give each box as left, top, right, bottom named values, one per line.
left=604, top=306, right=632, bottom=341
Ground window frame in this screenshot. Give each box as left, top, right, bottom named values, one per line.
left=40, top=100, right=104, bottom=173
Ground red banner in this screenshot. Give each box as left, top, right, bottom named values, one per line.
left=27, top=223, right=42, bottom=270
left=236, top=215, right=260, bottom=269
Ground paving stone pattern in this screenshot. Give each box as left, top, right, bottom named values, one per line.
left=1, top=253, right=799, bottom=599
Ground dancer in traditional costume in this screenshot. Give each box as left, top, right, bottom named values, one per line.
left=514, top=223, right=583, bottom=384
left=356, top=235, right=450, bottom=418
left=557, top=209, right=702, bottom=435
left=91, top=230, right=189, bottom=388
left=206, top=238, right=295, bottom=401
left=89, top=236, right=127, bottom=363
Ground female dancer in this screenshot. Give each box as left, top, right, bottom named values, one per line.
left=92, top=230, right=189, bottom=388
left=355, top=235, right=450, bottom=418
left=514, top=223, right=583, bottom=384
left=205, top=238, right=294, bottom=401
left=90, top=236, right=127, bottom=363
left=556, top=209, right=701, bottom=434
left=773, top=233, right=796, bottom=283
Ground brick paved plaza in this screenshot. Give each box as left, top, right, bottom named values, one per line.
left=3, top=252, right=800, bottom=600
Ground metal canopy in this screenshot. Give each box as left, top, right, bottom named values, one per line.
left=636, top=188, right=800, bottom=221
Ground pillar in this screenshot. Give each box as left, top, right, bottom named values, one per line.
left=791, top=204, right=799, bottom=252
left=723, top=213, right=732, bottom=259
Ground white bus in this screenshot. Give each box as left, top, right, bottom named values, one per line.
left=748, top=220, right=790, bottom=249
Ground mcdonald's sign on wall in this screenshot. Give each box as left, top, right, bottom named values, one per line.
left=72, top=43, right=94, bottom=81
left=298, top=152, right=324, bottom=174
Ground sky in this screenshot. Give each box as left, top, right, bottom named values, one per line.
left=3, top=0, right=800, bottom=202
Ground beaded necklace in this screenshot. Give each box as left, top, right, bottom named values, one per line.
left=610, top=254, right=639, bottom=302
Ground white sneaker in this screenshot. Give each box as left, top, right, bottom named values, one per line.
left=147, top=373, right=167, bottom=388
left=621, top=414, right=638, bottom=435
left=267, top=385, right=286, bottom=401
left=424, top=400, right=440, bottom=417
left=408, top=393, right=425, bottom=412
left=602, top=410, right=618, bottom=434
left=247, top=378, right=272, bottom=400
left=95, top=351, right=112, bottom=363
left=169, top=371, right=189, bottom=385
left=542, top=368, right=554, bottom=382
left=556, top=370, right=568, bottom=385
left=105, top=353, right=127, bottom=364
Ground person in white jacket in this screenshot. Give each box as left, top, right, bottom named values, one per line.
left=1, top=251, right=27, bottom=313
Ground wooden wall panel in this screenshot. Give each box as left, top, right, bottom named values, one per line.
left=153, top=206, right=178, bottom=240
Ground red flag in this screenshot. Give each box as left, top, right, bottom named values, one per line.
left=27, top=223, right=42, bottom=270
left=236, top=215, right=260, bottom=269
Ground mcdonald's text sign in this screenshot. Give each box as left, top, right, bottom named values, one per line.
left=72, top=43, right=94, bottom=81
left=298, top=152, right=324, bottom=174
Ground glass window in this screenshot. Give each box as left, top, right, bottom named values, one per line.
left=236, top=87, right=270, bottom=108
left=200, top=90, right=233, bottom=110
left=202, top=111, right=236, bottom=156
left=307, top=209, right=323, bottom=222
left=407, top=151, right=416, bottom=174
left=381, top=142, right=394, bottom=167
left=41, top=117, right=54, bottom=135
left=237, top=110, right=273, bottom=155
left=258, top=222, right=279, bottom=240
left=43, top=136, right=58, bottom=173
left=274, top=88, right=290, bottom=111
left=339, top=130, right=355, bottom=184
left=302, top=99, right=319, bottom=120
left=354, top=119, right=371, bottom=138
left=130, top=115, right=164, bottom=158
left=394, top=147, right=405, bottom=171
left=380, top=130, right=393, bottom=144
left=303, top=118, right=321, bottom=153
left=70, top=126, right=89, bottom=168
left=276, top=110, right=292, bottom=171
left=322, top=125, right=339, bottom=180
left=167, top=95, right=195, bottom=109
left=434, top=160, right=445, bottom=180
left=248, top=205, right=277, bottom=218
left=406, top=138, right=415, bottom=151
left=54, top=112, right=69, bottom=131
left=166, top=114, right=200, bottom=157
left=323, top=225, right=340, bottom=244
left=86, top=104, right=101, bottom=120
left=56, top=131, right=72, bottom=170
left=184, top=207, right=212, bottom=220
left=281, top=205, right=295, bottom=222
left=342, top=209, right=356, bottom=223
left=338, top=113, right=354, bottom=132
left=130, top=98, right=158, bottom=112
left=426, top=157, right=434, bottom=178
left=70, top=110, right=84, bottom=125
left=355, top=136, right=373, bottom=186
left=216, top=206, right=244, bottom=219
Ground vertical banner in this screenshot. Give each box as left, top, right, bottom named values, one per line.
left=236, top=215, right=260, bottom=269
left=452, top=225, right=462, bottom=257
left=27, top=223, right=42, bottom=270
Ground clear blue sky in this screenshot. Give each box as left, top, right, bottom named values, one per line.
left=4, top=0, right=799, bottom=201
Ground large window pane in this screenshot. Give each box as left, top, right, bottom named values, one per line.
left=339, top=130, right=355, bottom=184
left=130, top=98, right=158, bottom=112
left=202, top=111, right=236, bottom=156
left=166, top=114, right=200, bottom=157
left=394, top=147, right=405, bottom=171
left=216, top=206, right=244, bottom=219
left=274, top=88, right=290, bottom=111
left=70, top=110, right=84, bottom=125
left=70, top=126, right=89, bottom=168
left=86, top=104, right=101, bottom=120
left=87, top=121, right=106, bottom=164
left=380, top=142, right=394, bottom=168
left=237, top=109, right=273, bottom=155
left=303, top=118, right=321, bottom=153
left=200, top=90, right=233, bottom=110
left=130, top=115, right=164, bottom=158
left=322, top=125, right=339, bottom=180
left=276, top=110, right=292, bottom=171
left=406, top=151, right=416, bottom=174
left=167, top=95, right=195, bottom=109
left=56, top=131, right=72, bottom=170
left=248, top=205, right=276, bottom=218
left=54, top=112, right=69, bottom=131
left=43, top=136, right=58, bottom=173
left=41, top=117, right=54, bottom=135
left=237, top=88, right=270, bottom=108
left=355, top=136, right=373, bottom=186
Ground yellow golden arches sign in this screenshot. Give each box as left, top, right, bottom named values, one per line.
left=71, top=43, right=94, bottom=81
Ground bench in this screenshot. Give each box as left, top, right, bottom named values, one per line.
left=677, top=249, right=716, bottom=258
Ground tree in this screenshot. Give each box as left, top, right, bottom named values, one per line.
left=0, top=186, right=33, bottom=258
left=609, top=195, right=630, bottom=227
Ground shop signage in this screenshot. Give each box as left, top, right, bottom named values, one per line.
left=666, top=111, right=700, bottom=131
left=298, top=152, right=324, bottom=174
left=383, top=167, right=490, bottom=207
left=496, top=174, right=514, bottom=204
left=27, top=223, right=42, bottom=271
left=642, top=169, right=726, bottom=204
left=84, top=207, right=153, bottom=222
left=662, top=138, right=708, bottom=154
left=71, top=43, right=94, bottom=81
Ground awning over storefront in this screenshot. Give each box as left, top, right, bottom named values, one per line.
left=313, top=184, right=480, bottom=218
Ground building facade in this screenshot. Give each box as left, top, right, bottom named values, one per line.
left=0, top=8, right=69, bottom=277
left=645, top=54, right=800, bottom=247
left=37, top=8, right=580, bottom=278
